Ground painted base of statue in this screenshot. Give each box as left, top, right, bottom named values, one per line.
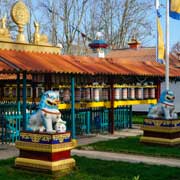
left=140, top=90, right=180, bottom=146
left=140, top=118, right=180, bottom=146
left=15, top=131, right=77, bottom=176
left=15, top=91, right=77, bottom=176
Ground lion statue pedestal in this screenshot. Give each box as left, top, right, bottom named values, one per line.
left=15, top=91, right=77, bottom=176
left=140, top=90, right=180, bottom=146
left=15, top=131, right=77, bottom=176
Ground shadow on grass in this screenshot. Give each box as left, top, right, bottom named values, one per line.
left=1, top=156, right=180, bottom=180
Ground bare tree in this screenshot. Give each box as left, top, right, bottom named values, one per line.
left=38, top=0, right=88, bottom=53
left=172, top=42, right=180, bottom=54
left=0, top=0, right=155, bottom=54
left=114, top=0, right=154, bottom=48
left=83, top=0, right=154, bottom=49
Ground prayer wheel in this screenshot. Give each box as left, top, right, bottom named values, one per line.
left=63, top=88, right=70, bottom=103
left=122, top=88, right=128, bottom=100
left=114, top=88, right=121, bottom=100
left=85, top=88, right=91, bottom=101
left=75, top=88, right=81, bottom=102
left=135, top=88, right=143, bottom=99
left=93, top=87, right=100, bottom=101
left=143, top=88, right=149, bottom=99
left=129, top=88, right=135, bottom=99
left=102, top=87, right=109, bottom=101
left=149, top=87, right=155, bottom=99
left=12, top=87, right=17, bottom=97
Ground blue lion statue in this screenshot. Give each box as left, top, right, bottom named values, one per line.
left=28, top=90, right=66, bottom=133
left=147, top=90, right=177, bottom=119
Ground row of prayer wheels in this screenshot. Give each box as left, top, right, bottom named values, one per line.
left=59, top=85, right=156, bottom=103
left=114, top=87, right=155, bottom=100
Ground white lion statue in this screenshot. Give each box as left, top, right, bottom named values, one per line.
left=147, top=90, right=177, bottom=120
left=28, top=90, right=66, bottom=133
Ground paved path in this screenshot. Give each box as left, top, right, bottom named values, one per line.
left=0, top=144, right=19, bottom=160
left=2, top=126, right=180, bottom=168
left=72, top=149, right=180, bottom=168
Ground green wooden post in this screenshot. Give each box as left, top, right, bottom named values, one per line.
left=109, top=82, right=114, bottom=134
left=16, top=73, right=21, bottom=112
left=87, top=111, right=90, bottom=134
left=71, top=76, right=76, bottom=139
left=22, top=71, right=27, bottom=130
left=129, top=105, right=132, bottom=128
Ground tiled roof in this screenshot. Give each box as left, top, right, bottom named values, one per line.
left=0, top=59, right=16, bottom=73
left=0, top=49, right=179, bottom=77
left=106, top=47, right=156, bottom=61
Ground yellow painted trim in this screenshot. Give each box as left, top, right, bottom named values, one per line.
left=15, top=157, right=75, bottom=171
left=86, top=101, right=105, bottom=108
left=0, top=41, right=60, bottom=54
left=58, top=103, right=71, bottom=109
left=141, top=126, right=180, bottom=133
left=59, top=85, right=70, bottom=88
left=113, top=85, right=157, bottom=88
left=140, top=136, right=180, bottom=145
left=104, top=101, right=111, bottom=108
left=15, top=141, right=76, bottom=153
left=114, top=99, right=157, bottom=107
left=58, top=99, right=157, bottom=109
left=20, top=132, right=71, bottom=143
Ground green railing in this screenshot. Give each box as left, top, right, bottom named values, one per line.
left=0, top=102, right=33, bottom=114
left=114, top=106, right=132, bottom=130
left=61, top=109, right=91, bottom=135
left=0, top=111, right=31, bottom=144
left=0, top=102, right=19, bottom=114
left=91, top=108, right=109, bottom=133
left=1, top=112, right=22, bottom=144
left=0, top=102, right=132, bottom=143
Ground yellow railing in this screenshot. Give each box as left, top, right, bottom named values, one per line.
left=58, top=99, right=157, bottom=110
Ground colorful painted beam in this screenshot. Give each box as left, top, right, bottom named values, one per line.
left=15, top=131, right=77, bottom=175
left=140, top=118, right=180, bottom=146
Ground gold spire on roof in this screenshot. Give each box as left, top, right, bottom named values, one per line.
left=11, top=0, right=30, bottom=43
left=0, top=0, right=61, bottom=54
left=0, top=16, right=12, bottom=42
left=33, top=22, right=49, bottom=45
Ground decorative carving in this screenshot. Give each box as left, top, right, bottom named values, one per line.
left=33, top=22, right=49, bottom=45
left=0, top=17, right=12, bottom=41
left=11, top=1, right=30, bottom=42
left=28, top=90, right=66, bottom=133
left=147, top=90, right=177, bottom=119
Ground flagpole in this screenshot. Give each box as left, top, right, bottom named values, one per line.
left=166, top=0, right=169, bottom=90
left=156, top=0, right=158, bottom=63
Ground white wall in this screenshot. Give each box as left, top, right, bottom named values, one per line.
left=133, top=82, right=180, bottom=113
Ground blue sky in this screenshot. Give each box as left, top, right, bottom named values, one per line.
left=169, top=18, right=180, bottom=48
left=158, top=1, right=180, bottom=49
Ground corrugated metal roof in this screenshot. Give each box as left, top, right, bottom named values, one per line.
left=0, top=49, right=180, bottom=77
left=106, top=47, right=156, bottom=61
left=0, top=59, right=16, bottom=73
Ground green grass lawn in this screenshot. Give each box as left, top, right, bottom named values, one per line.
left=79, top=136, right=180, bottom=158
left=132, top=114, right=146, bottom=124
left=1, top=157, right=180, bottom=180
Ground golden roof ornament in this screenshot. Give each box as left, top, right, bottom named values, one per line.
left=11, top=0, right=30, bottom=43
left=0, top=16, right=12, bottom=42
left=33, top=22, right=49, bottom=45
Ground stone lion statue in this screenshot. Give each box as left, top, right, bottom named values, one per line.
left=147, top=90, right=177, bottom=120
left=28, top=90, right=66, bottom=133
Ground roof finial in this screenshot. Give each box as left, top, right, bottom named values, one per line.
left=33, top=21, right=49, bottom=45
left=11, top=1, right=30, bottom=43
left=0, top=16, right=12, bottom=42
